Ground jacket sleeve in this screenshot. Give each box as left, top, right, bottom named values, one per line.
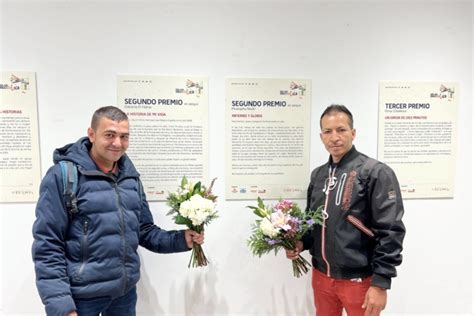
left=138, top=180, right=190, bottom=253
left=369, top=163, right=406, bottom=289
left=32, top=166, right=76, bottom=316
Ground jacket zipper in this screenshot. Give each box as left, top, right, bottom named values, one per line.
left=321, top=191, right=331, bottom=277
left=114, top=182, right=128, bottom=296
left=321, top=166, right=337, bottom=277
left=78, top=219, right=89, bottom=277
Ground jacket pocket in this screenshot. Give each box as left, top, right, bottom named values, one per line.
left=73, top=218, right=90, bottom=282
left=346, top=215, right=375, bottom=238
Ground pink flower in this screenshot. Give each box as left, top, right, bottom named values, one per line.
left=283, top=217, right=299, bottom=238
left=270, top=209, right=291, bottom=231
left=274, top=200, right=294, bottom=213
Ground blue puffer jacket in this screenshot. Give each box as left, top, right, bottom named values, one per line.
left=32, top=137, right=189, bottom=316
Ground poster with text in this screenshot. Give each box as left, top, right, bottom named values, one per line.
left=0, top=71, right=41, bottom=202
left=117, top=75, right=209, bottom=201
left=225, top=78, right=311, bottom=200
left=378, top=81, right=458, bottom=199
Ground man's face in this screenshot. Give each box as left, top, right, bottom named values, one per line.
left=320, top=112, right=355, bottom=163
left=87, top=117, right=129, bottom=167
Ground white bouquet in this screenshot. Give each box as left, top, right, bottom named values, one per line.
left=167, top=176, right=217, bottom=267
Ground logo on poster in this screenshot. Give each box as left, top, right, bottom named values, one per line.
left=430, top=85, right=455, bottom=100
left=0, top=74, right=30, bottom=93
left=280, top=81, right=306, bottom=97
left=175, top=79, right=204, bottom=96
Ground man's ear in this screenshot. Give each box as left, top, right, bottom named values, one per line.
left=87, top=127, right=95, bottom=143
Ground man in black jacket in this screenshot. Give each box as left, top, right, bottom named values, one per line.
left=286, top=105, right=405, bottom=316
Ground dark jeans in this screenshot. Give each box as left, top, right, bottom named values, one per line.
left=74, top=287, right=137, bottom=316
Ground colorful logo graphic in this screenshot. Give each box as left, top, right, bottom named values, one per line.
left=175, top=79, right=204, bottom=96
left=430, top=84, right=455, bottom=100
left=280, top=81, right=306, bottom=97
left=0, top=74, right=30, bottom=93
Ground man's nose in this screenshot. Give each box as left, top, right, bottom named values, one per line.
left=112, top=136, right=122, bottom=147
left=329, top=131, right=339, bottom=141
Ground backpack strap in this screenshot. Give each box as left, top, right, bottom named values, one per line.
left=59, top=160, right=79, bottom=217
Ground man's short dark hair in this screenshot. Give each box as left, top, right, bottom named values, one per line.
left=320, top=104, right=354, bottom=129
left=91, top=106, right=128, bottom=130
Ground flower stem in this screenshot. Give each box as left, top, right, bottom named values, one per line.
left=291, top=255, right=311, bottom=277
left=188, top=243, right=209, bottom=268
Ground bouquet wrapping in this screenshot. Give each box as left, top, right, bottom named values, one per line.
left=167, top=176, right=218, bottom=267
left=248, top=197, right=323, bottom=277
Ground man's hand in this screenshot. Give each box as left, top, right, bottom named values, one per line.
left=362, top=286, right=387, bottom=316
left=184, top=229, right=205, bottom=249
left=285, top=240, right=303, bottom=260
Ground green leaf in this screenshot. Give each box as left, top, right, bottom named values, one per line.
left=193, top=181, right=202, bottom=195
left=257, top=196, right=265, bottom=209
left=166, top=208, right=178, bottom=216
left=175, top=214, right=189, bottom=225
left=181, top=176, right=188, bottom=188
left=248, top=203, right=267, bottom=218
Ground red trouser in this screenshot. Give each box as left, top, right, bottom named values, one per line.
left=312, top=268, right=373, bottom=316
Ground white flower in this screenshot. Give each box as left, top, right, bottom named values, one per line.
left=260, top=218, right=279, bottom=238
left=179, top=194, right=216, bottom=226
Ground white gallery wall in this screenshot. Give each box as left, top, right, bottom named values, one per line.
left=0, top=0, right=472, bottom=315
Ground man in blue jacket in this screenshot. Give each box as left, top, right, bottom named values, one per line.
left=286, top=105, right=405, bottom=316
left=32, top=106, right=204, bottom=316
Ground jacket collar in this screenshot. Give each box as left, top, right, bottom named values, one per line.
left=54, top=137, right=140, bottom=179
left=327, top=145, right=358, bottom=168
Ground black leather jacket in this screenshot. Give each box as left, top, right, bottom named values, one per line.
left=303, top=146, right=405, bottom=289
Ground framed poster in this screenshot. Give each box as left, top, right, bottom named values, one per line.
left=378, top=81, right=458, bottom=199
left=225, top=78, right=311, bottom=200
left=117, top=75, right=209, bottom=201
left=0, top=71, right=41, bottom=202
